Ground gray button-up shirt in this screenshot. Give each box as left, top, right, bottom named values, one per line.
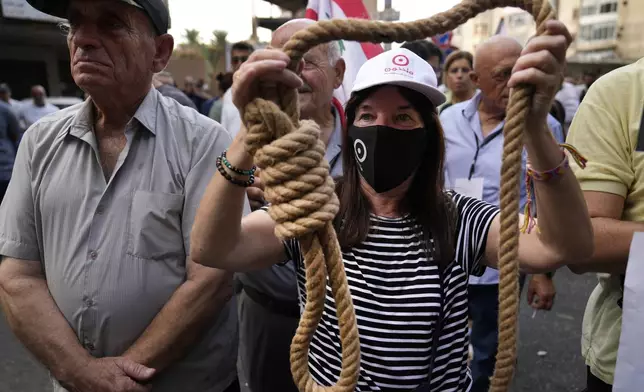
left=0, top=88, right=239, bottom=392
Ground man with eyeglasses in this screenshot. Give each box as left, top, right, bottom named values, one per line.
left=221, top=41, right=254, bottom=136
left=440, top=35, right=564, bottom=392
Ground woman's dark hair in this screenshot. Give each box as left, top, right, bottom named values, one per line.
left=216, top=72, right=234, bottom=94
left=334, top=86, right=457, bottom=268
left=231, top=41, right=255, bottom=53
left=401, top=40, right=444, bottom=64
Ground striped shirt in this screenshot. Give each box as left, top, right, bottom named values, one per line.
left=282, top=192, right=499, bottom=391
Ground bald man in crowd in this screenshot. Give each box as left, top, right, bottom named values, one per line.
left=234, top=19, right=346, bottom=392
left=441, top=35, right=564, bottom=392
left=17, top=85, right=59, bottom=130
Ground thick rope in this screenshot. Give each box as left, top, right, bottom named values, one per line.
left=240, top=1, right=556, bottom=391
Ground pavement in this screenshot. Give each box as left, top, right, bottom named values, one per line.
left=0, top=268, right=597, bottom=392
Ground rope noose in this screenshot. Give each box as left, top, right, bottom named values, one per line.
left=240, top=1, right=556, bottom=391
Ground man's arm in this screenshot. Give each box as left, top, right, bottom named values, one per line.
left=122, top=261, right=233, bottom=371
left=6, top=109, right=21, bottom=147
left=0, top=258, right=157, bottom=392
left=568, top=191, right=642, bottom=275
left=564, top=69, right=640, bottom=275
left=0, top=258, right=92, bottom=384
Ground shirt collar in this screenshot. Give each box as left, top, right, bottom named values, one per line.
left=462, top=90, right=483, bottom=121
left=67, top=88, right=159, bottom=138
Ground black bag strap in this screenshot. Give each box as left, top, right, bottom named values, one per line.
left=413, top=271, right=446, bottom=392
left=414, top=193, right=457, bottom=391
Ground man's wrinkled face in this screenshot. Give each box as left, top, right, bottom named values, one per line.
left=297, top=45, right=339, bottom=120
left=473, top=48, right=520, bottom=112
left=271, top=23, right=340, bottom=120
left=66, top=0, right=157, bottom=94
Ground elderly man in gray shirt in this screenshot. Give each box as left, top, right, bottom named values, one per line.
left=0, top=1, right=241, bottom=392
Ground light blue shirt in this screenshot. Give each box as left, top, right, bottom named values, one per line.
left=441, top=91, right=564, bottom=285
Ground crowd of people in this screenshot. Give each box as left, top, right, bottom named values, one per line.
left=0, top=1, right=638, bottom=392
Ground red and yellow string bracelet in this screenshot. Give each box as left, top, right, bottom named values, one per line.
left=522, top=143, right=588, bottom=233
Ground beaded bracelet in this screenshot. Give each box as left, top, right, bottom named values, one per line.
left=221, top=150, right=256, bottom=176
left=216, top=156, right=255, bottom=187
left=521, top=143, right=588, bottom=234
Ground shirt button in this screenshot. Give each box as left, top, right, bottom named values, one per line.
left=89, top=251, right=98, bottom=260
left=96, top=205, right=105, bottom=215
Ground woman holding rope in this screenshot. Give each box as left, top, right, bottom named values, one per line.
left=191, top=20, right=592, bottom=392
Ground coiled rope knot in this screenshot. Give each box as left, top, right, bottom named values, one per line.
left=240, top=1, right=557, bottom=391
left=244, top=98, right=339, bottom=239
left=242, top=96, right=361, bottom=392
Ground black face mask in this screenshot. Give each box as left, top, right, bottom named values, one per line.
left=348, top=125, right=429, bottom=193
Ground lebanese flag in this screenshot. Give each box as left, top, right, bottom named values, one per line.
left=305, top=0, right=384, bottom=106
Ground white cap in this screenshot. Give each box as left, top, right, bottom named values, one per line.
left=351, top=48, right=446, bottom=107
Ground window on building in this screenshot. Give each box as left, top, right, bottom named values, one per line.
left=474, top=23, right=489, bottom=36
left=580, top=25, right=592, bottom=40
left=580, top=5, right=597, bottom=16
left=580, top=22, right=617, bottom=41
left=599, top=1, right=618, bottom=13
left=508, top=12, right=530, bottom=27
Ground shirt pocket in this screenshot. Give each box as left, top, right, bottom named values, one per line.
left=127, top=190, right=185, bottom=261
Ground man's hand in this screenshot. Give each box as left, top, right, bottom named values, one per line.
left=231, top=49, right=302, bottom=112
left=527, top=274, right=556, bottom=311
left=63, top=357, right=155, bottom=392
left=246, top=169, right=265, bottom=211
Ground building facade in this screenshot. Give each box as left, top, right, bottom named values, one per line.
left=573, top=0, right=643, bottom=64
left=452, top=0, right=642, bottom=76
left=1, top=0, right=170, bottom=99
left=0, top=0, right=72, bottom=99
left=451, top=7, right=535, bottom=54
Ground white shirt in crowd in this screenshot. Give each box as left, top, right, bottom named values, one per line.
left=7, top=99, right=23, bottom=116
left=18, top=102, right=59, bottom=130
left=555, top=81, right=581, bottom=125
left=220, top=89, right=242, bottom=138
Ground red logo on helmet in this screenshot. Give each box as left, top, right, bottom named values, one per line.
left=392, top=55, right=410, bottom=66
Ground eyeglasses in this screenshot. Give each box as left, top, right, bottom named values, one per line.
left=231, top=56, right=249, bottom=64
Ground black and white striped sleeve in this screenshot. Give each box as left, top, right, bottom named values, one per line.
left=451, top=192, right=500, bottom=276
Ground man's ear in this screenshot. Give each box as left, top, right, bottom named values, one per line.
left=333, top=58, right=346, bottom=89
left=470, top=72, right=479, bottom=88
left=152, top=34, right=174, bottom=73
